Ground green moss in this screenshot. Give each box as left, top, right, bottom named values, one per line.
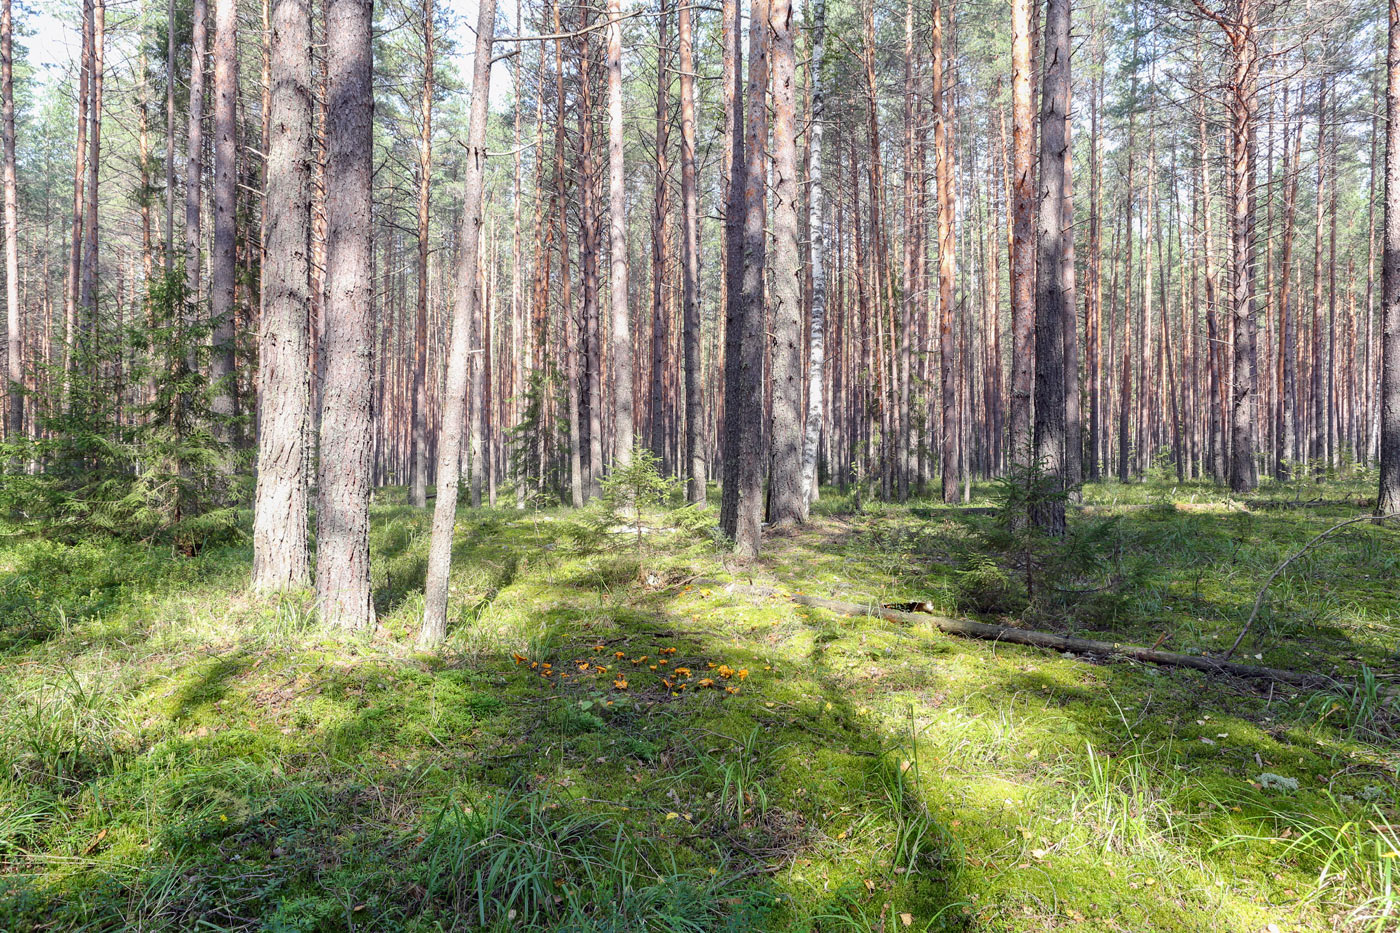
left=0, top=478, right=1395, bottom=930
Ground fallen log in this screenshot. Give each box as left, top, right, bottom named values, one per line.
left=707, top=582, right=1333, bottom=689
left=790, top=592, right=1330, bottom=686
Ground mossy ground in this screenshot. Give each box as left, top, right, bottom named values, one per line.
left=0, top=474, right=1396, bottom=932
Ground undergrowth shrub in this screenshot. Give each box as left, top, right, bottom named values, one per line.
left=953, top=556, right=1023, bottom=615
left=1, top=667, right=130, bottom=791
left=0, top=270, right=243, bottom=551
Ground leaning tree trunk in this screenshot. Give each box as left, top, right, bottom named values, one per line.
left=799, top=0, right=827, bottom=510
left=1379, top=0, right=1400, bottom=516
left=606, top=0, right=634, bottom=467
left=252, top=0, right=313, bottom=592
left=211, top=0, right=238, bottom=436
left=419, top=0, right=496, bottom=647
left=315, top=0, right=376, bottom=630
left=767, top=0, right=803, bottom=529
left=1032, top=0, right=1072, bottom=535
left=679, top=0, right=705, bottom=504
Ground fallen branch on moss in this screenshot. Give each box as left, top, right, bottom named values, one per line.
left=706, top=581, right=1334, bottom=689
left=1224, top=511, right=1400, bottom=661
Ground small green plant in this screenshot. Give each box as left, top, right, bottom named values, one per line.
left=953, top=555, right=1024, bottom=615
left=601, top=446, right=675, bottom=556
left=1300, top=666, right=1393, bottom=738
left=714, top=727, right=769, bottom=824
left=977, top=454, right=1073, bottom=605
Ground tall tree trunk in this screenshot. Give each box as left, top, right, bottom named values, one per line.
left=470, top=208, right=485, bottom=509
left=253, top=0, right=314, bottom=591
left=1276, top=82, right=1302, bottom=479
left=420, top=0, right=495, bottom=645
left=316, top=0, right=375, bottom=630
left=410, top=0, right=434, bottom=508
left=1009, top=0, right=1035, bottom=468
left=650, top=0, right=671, bottom=466
left=64, top=0, right=91, bottom=396
left=1326, top=75, right=1339, bottom=468
left=1309, top=78, right=1326, bottom=470
left=185, top=0, right=207, bottom=374
left=721, top=0, right=767, bottom=556
left=679, top=0, right=705, bottom=503
left=606, top=0, right=634, bottom=467
left=1084, top=17, right=1102, bottom=481
left=1061, top=63, right=1081, bottom=501
left=718, top=0, right=747, bottom=539
left=2, top=0, right=18, bottom=438
left=79, top=0, right=102, bottom=365
left=768, top=0, right=803, bottom=527
left=896, top=0, right=914, bottom=502
left=211, top=0, right=237, bottom=434
left=580, top=6, right=603, bottom=499
left=165, top=0, right=176, bottom=271
left=799, top=0, right=827, bottom=509
left=1032, top=0, right=1070, bottom=534
left=1229, top=12, right=1258, bottom=492
left=934, top=0, right=958, bottom=502
left=1380, top=0, right=1400, bottom=515
left=1195, top=0, right=1257, bottom=491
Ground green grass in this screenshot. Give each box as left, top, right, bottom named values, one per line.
left=0, top=476, right=1396, bottom=931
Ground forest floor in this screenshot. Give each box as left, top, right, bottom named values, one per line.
left=0, top=473, right=1397, bottom=932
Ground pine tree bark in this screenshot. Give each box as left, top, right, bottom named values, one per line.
left=78, top=0, right=102, bottom=363
left=63, top=0, right=90, bottom=396
left=410, top=1, right=434, bottom=508
left=933, top=0, right=958, bottom=502
left=211, top=0, right=238, bottom=433
left=1194, top=0, right=1258, bottom=492
left=679, top=0, right=705, bottom=504
left=252, top=0, right=313, bottom=592
left=767, top=0, right=803, bottom=528
left=721, top=0, right=767, bottom=556
left=2, top=0, right=19, bottom=438
left=1380, top=0, right=1400, bottom=515
left=1276, top=83, right=1302, bottom=479
left=185, top=0, right=207, bottom=369
left=606, top=0, right=634, bottom=467
left=1309, top=78, right=1326, bottom=470
left=1033, top=0, right=1071, bottom=534
left=469, top=212, right=485, bottom=509
left=718, top=0, right=747, bottom=539
left=1085, top=20, right=1103, bottom=481
left=315, top=0, right=376, bottom=630
left=164, top=0, right=176, bottom=271
left=1009, top=0, right=1036, bottom=468
left=580, top=8, right=604, bottom=499
left=799, top=0, right=827, bottom=510
left=420, top=0, right=495, bottom=646
left=650, top=0, right=671, bottom=466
